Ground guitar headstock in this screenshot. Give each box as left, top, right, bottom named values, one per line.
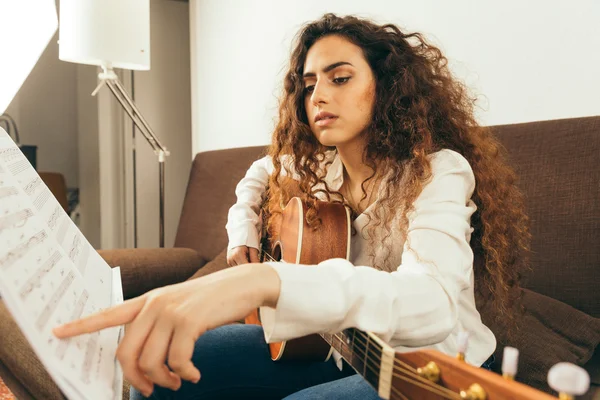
left=390, top=347, right=590, bottom=400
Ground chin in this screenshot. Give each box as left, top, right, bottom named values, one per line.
left=315, top=129, right=348, bottom=147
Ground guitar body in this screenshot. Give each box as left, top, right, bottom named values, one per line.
left=245, top=197, right=352, bottom=361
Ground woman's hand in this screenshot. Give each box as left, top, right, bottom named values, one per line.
left=227, top=245, right=260, bottom=266
left=53, top=263, right=280, bottom=397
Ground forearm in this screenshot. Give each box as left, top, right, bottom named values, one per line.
left=199, top=263, right=281, bottom=309
left=251, top=263, right=281, bottom=308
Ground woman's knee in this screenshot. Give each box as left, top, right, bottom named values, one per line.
left=191, top=323, right=267, bottom=362
left=130, top=324, right=269, bottom=400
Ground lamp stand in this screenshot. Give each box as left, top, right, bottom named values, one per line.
left=92, top=66, right=169, bottom=248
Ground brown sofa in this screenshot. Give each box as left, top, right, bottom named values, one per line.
left=0, top=116, right=598, bottom=399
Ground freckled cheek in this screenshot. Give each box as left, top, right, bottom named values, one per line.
left=354, top=86, right=376, bottom=123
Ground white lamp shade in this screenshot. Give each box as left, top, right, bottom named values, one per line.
left=0, top=0, right=58, bottom=115
left=59, top=0, right=150, bottom=71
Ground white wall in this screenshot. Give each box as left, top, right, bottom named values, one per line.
left=5, top=30, right=79, bottom=187
left=190, top=0, right=600, bottom=154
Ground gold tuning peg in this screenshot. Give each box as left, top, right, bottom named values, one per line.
left=502, top=347, right=519, bottom=380
left=459, top=383, right=487, bottom=400
left=547, top=363, right=590, bottom=400
left=456, top=331, right=469, bottom=361
left=417, top=361, right=440, bottom=383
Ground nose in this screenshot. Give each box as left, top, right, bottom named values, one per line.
left=310, top=81, right=330, bottom=106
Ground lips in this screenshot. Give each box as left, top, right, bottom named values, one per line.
left=314, top=111, right=338, bottom=123
left=314, top=111, right=338, bottom=127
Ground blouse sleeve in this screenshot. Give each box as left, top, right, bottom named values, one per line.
left=259, top=150, right=477, bottom=347
left=225, top=155, right=274, bottom=251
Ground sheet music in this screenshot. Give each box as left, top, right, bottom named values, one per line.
left=0, top=128, right=123, bottom=399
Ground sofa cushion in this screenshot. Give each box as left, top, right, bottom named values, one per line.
left=187, top=248, right=230, bottom=281
left=98, top=248, right=206, bottom=300
left=482, top=288, right=600, bottom=394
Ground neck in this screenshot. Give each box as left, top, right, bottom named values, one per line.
left=336, top=135, right=375, bottom=187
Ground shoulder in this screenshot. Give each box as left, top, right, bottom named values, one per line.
left=422, top=149, right=476, bottom=200
left=428, top=149, right=473, bottom=176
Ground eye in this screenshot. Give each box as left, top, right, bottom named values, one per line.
left=333, top=77, right=351, bottom=84
left=304, top=85, right=315, bottom=94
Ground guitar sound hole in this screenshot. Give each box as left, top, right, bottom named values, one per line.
left=272, top=244, right=282, bottom=262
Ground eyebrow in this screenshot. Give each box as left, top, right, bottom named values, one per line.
left=302, top=61, right=354, bottom=78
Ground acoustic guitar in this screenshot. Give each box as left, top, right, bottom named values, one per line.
left=245, top=196, right=352, bottom=362
left=245, top=197, right=589, bottom=399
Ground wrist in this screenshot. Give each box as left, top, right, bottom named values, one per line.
left=250, top=263, right=281, bottom=308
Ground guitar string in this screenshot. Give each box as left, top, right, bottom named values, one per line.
left=329, top=334, right=460, bottom=400
left=329, top=334, right=459, bottom=400
left=392, top=389, right=410, bottom=400
left=342, top=329, right=471, bottom=400
left=345, top=331, right=462, bottom=400
left=328, top=334, right=418, bottom=400
left=392, top=373, right=461, bottom=400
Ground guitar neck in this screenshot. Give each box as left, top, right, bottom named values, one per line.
left=321, top=329, right=386, bottom=390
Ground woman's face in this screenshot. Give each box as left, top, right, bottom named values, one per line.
left=303, top=35, right=376, bottom=148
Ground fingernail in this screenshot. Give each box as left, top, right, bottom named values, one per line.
left=193, top=372, right=201, bottom=384
left=171, top=377, right=182, bottom=391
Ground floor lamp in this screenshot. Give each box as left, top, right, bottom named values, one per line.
left=58, top=0, right=169, bottom=247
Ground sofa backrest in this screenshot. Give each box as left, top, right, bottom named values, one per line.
left=176, top=116, right=599, bottom=317
left=490, top=116, right=599, bottom=317
left=174, top=145, right=268, bottom=261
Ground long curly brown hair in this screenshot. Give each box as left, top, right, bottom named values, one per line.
left=263, top=13, right=531, bottom=327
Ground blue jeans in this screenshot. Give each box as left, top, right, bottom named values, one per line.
left=130, top=324, right=494, bottom=400
left=130, top=324, right=380, bottom=399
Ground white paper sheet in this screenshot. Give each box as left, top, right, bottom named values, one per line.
left=0, top=128, right=123, bottom=399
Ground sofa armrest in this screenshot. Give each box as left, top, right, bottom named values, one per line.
left=98, top=248, right=206, bottom=300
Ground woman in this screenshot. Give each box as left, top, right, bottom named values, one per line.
left=54, top=13, right=530, bottom=400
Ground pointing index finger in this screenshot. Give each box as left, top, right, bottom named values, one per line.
left=53, top=296, right=146, bottom=338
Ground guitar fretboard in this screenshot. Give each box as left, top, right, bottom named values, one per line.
left=321, top=329, right=383, bottom=390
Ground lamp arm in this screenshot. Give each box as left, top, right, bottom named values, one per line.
left=92, top=67, right=170, bottom=161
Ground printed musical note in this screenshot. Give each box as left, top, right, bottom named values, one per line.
left=0, top=209, right=33, bottom=232
left=24, top=177, right=42, bottom=196
left=0, top=148, right=22, bottom=163
left=0, top=186, right=18, bottom=199
left=95, top=345, right=104, bottom=380
left=35, top=270, right=75, bottom=331
left=19, top=251, right=62, bottom=300
left=56, top=290, right=89, bottom=360
left=69, top=234, right=82, bottom=264
left=47, top=205, right=62, bottom=230
left=0, top=231, right=48, bottom=270
left=81, top=332, right=99, bottom=384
